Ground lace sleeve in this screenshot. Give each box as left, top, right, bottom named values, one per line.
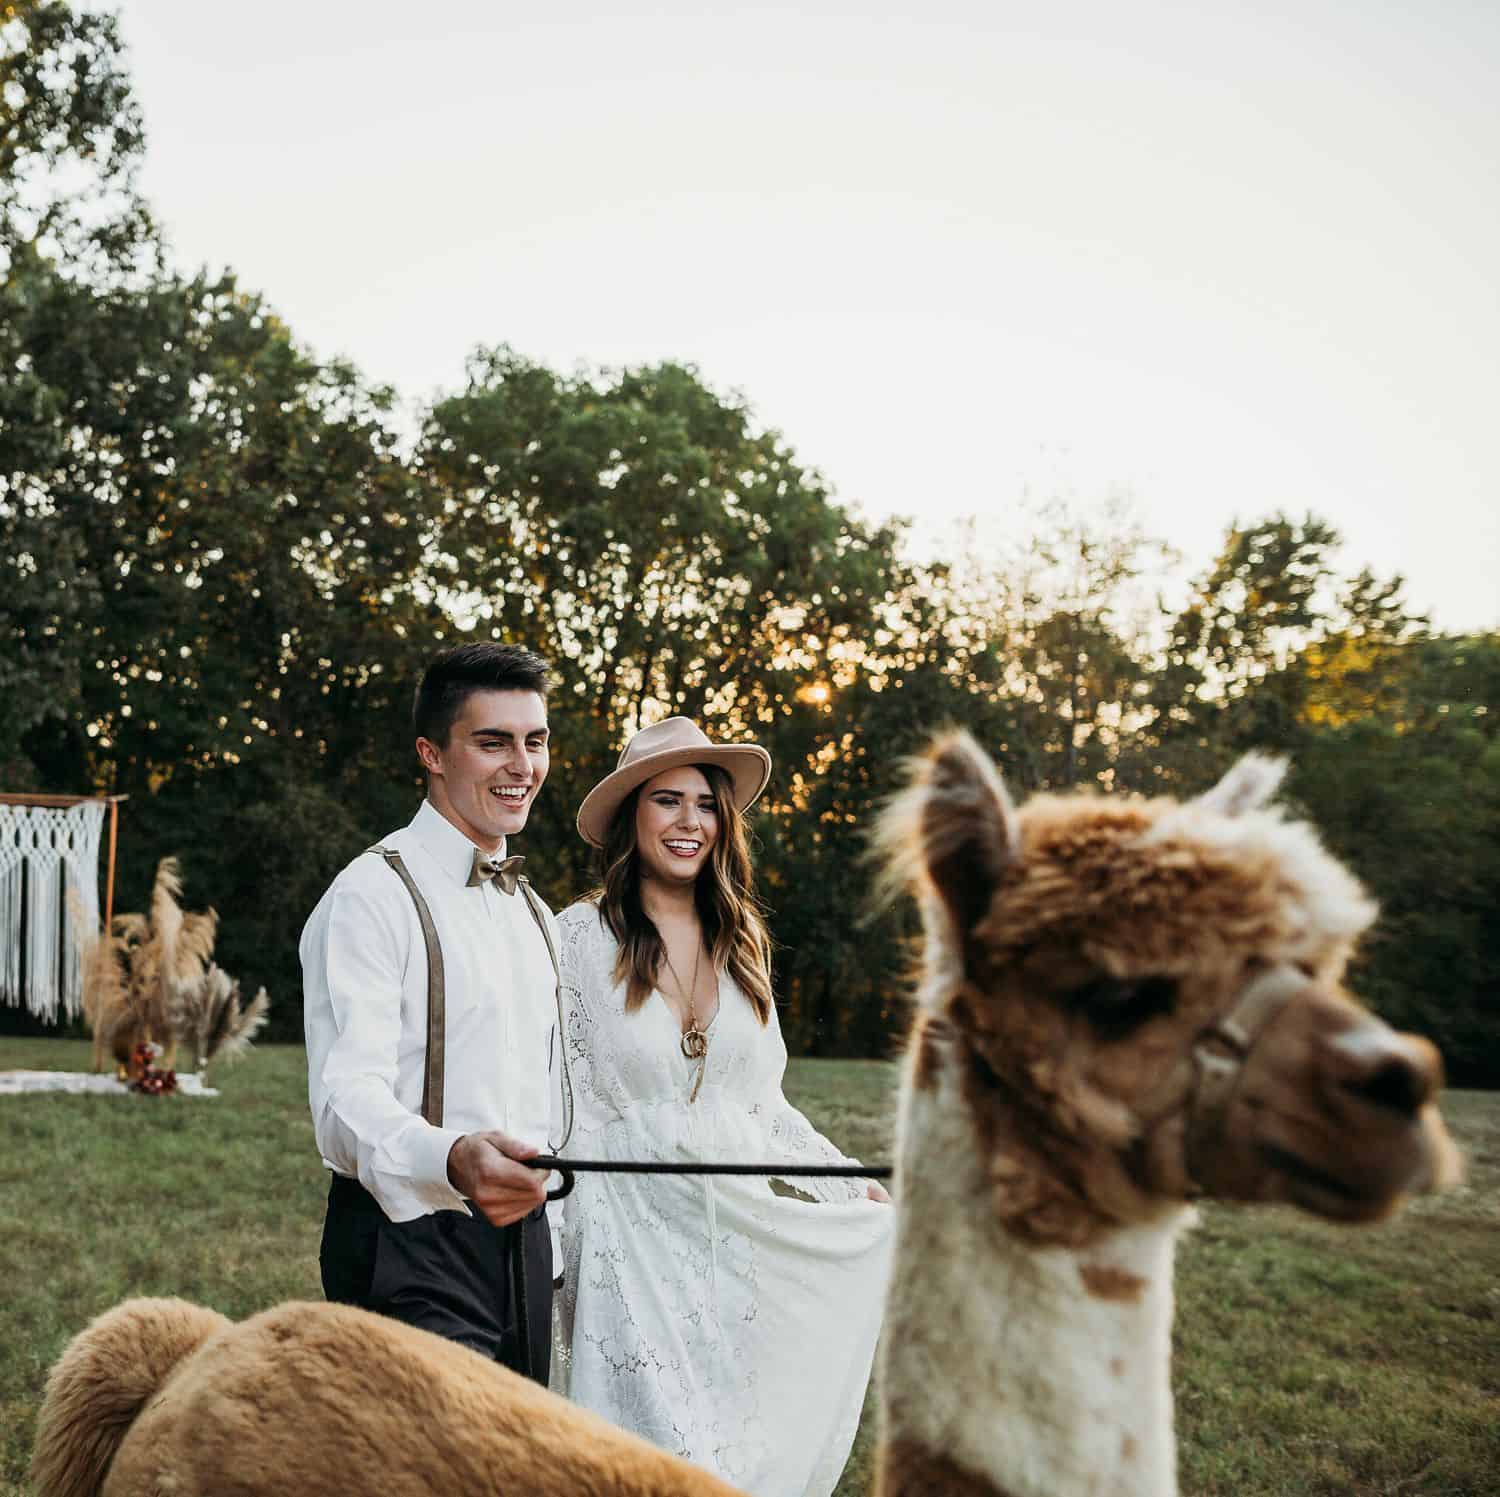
left=754, top=1005, right=867, bottom=1204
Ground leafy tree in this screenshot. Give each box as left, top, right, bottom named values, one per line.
left=760, top=567, right=1020, bottom=1055
left=1289, top=635, right=1499, bottom=1083
left=1146, top=513, right=1363, bottom=790
left=1170, top=512, right=1340, bottom=689
left=1297, top=567, right=1428, bottom=729
left=6, top=268, right=443, bottom=797
left=0, top=0, right=156, bottom=281
left=1, top=0, right=159, bottom=779
left=981, top=501, right=1175, bottom=793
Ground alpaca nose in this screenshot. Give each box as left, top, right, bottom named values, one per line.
left=1323, top=1026, right=1440, bottom=1119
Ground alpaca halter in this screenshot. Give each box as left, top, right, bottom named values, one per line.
left=1145, top=962, right=1305, bottom=1194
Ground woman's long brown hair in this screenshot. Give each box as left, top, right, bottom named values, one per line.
left=595, top=762, right=773, bottom=1024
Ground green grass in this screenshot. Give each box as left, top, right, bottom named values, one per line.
left=2, top=1040, right=1496, bottom=1495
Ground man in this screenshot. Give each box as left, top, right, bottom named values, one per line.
left=302, top=641, right=562, bottom=1380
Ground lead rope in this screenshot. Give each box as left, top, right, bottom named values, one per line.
left=529, top=1157, right=893, bottom=1200
left=512, top=1159, right=892, bottom=1379
left=517, top=878, right=573, bottom=1154
left=510, top=877, right=572, bottom=1384
left=531, top=1155, right=891, bottom=1350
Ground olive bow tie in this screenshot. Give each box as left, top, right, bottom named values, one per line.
left=468, top=851, right=525, bottom=894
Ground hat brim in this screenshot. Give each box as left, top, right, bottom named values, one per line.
left=576, top=744, right=772, bottom=848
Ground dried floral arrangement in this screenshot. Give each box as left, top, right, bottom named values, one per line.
left=129, top=1040, right=178, bottom=1095
left=79, top=857, right=270, bottom=1080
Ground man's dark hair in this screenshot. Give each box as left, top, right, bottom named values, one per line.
left=412, top=642, right=553, bottom=747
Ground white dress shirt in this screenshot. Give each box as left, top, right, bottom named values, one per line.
left=301, top=798, right=561, bottom=1224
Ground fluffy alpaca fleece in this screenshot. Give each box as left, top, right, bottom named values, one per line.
left=33, top=1298, right=741, bottom=1497
left=872, top=736, right=1459, bottom=1497
left=878, top=1032, right=1182, bottom=1497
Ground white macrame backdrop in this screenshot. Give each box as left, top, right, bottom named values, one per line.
left=0, top=801, right=106, bottom=1022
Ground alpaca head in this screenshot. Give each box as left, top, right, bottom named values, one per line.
left=882, top=734, right=1461, bottom=1248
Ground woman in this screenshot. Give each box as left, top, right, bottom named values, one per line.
left=553, top=717, right=893, bottom=1497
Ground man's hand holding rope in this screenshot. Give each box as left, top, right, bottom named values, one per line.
left=447, top=1130, right=548, bottom=1226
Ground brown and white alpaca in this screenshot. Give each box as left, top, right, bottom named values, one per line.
left=873, top=736, right=1460, bottom=1497
left=31, top=740, right=1459, bottom=1497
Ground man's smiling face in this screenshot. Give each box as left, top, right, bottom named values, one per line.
left=417, top=688, right=550, bottom=852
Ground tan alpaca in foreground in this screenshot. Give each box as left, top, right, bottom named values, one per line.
left=32, top=739, right=1459, bottom=1497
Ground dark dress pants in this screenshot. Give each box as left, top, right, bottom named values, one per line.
left=319, top=1172, right=553, bottom=1383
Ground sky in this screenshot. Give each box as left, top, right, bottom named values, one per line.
left=114, top=0, right=1498, bottom=632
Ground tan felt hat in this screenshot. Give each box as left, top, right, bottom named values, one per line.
left=576, top=716, right=772, bottom=848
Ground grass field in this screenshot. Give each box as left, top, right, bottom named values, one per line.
left=1, top=1039, right=1496, bottom=1496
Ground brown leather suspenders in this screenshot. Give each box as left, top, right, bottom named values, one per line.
left=369, top=847, right=448, bottom=1125
left=367, top=845, right=572, bottom=1149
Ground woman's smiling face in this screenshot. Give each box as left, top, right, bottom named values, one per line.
left=635, top=766, right=719, bottom=887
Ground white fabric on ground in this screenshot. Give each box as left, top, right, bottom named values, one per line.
left=0, top=1069, right=218, bottom=1096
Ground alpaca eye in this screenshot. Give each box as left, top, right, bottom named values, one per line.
left=1070, top=976, right=1178, bottom=1033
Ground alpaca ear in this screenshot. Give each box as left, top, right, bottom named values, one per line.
left=912, top=732, right=1020, bottom=935
left=1194, top=752, right=1287, bottom=818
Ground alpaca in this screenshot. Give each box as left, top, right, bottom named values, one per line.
left=30, top=1298, right=740, bottom=1497
left=32, top=741, right=1459, bottom=1497
left=872, top=737, right=1459, bottom=1497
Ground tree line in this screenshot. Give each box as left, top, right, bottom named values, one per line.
left=3, top=2, right=1495, bottom=1080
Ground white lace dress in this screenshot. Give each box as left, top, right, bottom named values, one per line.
left=552, top=901, right=893, bottom=1497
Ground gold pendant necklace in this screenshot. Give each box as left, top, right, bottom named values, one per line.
left=662, top=936, right=709, bottom=1102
